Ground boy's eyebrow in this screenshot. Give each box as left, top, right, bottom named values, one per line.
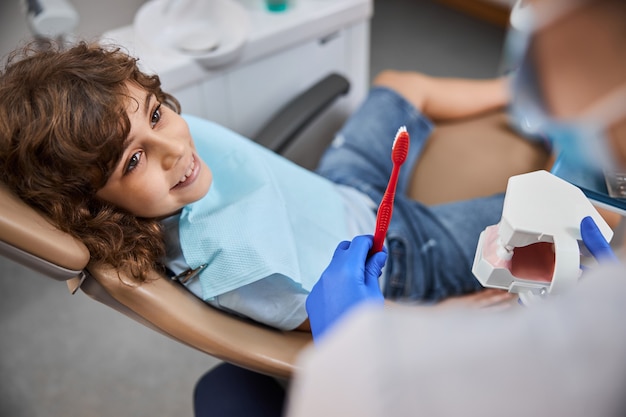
left=143, top=92, right=153, bottom=116
left=120, top=92, right=153, bottom=151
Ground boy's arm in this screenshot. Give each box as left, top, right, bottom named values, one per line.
left=373, top=70, right=510, bottom=122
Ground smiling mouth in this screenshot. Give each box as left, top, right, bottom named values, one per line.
left=171, top=155, right=198, bottom=190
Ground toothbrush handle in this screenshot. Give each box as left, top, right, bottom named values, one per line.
left=371, top=198, right=393, bottom=254
left=370, top=165, right=400, bottom=255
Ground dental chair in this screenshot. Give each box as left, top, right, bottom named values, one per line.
left=0, top=72, right=550, bottom=380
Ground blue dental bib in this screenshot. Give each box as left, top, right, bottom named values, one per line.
left=179, top=115, right=348, bottom=299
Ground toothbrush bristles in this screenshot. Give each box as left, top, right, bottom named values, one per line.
left=392, top=126, right=408, bottom=148
left=391, top=126, right=409, bottom=164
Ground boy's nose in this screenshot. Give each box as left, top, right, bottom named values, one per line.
left=153, top=134, right=185, bottom=170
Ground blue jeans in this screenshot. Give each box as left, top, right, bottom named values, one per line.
left=316, top=87, right=505, bottom=302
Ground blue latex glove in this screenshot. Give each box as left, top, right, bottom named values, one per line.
left=306, top=235, right=387, bottom=342
left=580, top=216, right=618, bottom=263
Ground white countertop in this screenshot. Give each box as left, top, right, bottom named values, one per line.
left=102, top=0, right=372, bottom=90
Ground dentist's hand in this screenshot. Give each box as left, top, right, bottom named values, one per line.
left=306, top=235, right=387, bottom=342
left=581, top=216, right=618, bottom=263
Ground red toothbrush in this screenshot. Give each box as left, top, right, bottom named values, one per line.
left=370, top=126, right=410, bottom=256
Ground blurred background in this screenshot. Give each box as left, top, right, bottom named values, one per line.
left=0, top=0, right=510, bottom=416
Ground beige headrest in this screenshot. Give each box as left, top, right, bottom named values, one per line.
left=0, top=183, right=89, bottom=271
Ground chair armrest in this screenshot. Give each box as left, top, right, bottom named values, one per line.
left=254, top=73, right=350, bottom=155
left=82, top=263, right=313, bottom=379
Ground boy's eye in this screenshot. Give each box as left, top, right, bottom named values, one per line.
left=125, top=151, right=143, bottom=174
left=151, top=103, right=162, bottom=128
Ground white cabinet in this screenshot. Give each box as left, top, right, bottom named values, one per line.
left=102, top=0, right=372, bottom=138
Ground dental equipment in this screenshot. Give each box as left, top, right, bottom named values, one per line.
left=23, top=0, right=79, bottom=39
left=472, top=170, right=613, bottom=305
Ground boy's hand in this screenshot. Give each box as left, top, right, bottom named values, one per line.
left=306, top=235, right=387, bottom=342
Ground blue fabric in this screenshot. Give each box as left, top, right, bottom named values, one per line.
left=179, top=115, right=350, bottom=299
left=194, top=363, right=285, bottom=417
left=317, top=87, right=505, bottom=301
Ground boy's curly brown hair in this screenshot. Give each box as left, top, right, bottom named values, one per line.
left=0, top=40, right=181, bottom=282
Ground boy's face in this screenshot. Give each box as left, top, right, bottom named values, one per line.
left=96, top=83, right=212, bottom=218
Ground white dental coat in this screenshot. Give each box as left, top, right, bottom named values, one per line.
left=286, top=263, right=626, bottom=417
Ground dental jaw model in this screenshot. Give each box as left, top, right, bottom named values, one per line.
left=472, top=170, right=614, bottom=305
